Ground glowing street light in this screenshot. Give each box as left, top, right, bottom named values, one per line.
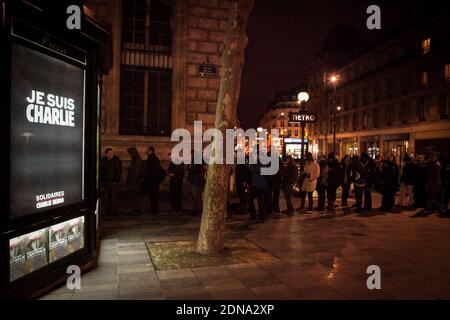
left=297, top=92, right=309, bottom=103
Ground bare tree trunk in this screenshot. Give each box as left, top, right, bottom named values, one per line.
left=196, top=0, right=254, bottom=255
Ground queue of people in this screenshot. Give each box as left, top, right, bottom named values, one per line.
left=100, top=146, right=450, bottom=219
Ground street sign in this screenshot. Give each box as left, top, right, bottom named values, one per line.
left=199, top=63, right=218, bottom=77
left=289, top=112, right=318, bottom=123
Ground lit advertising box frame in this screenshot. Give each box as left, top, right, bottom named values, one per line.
left=1, top=20, right=95, bottom=288
left=4, top=20, right=90, bottom=230
left=0, top=1, right=108, bottom=298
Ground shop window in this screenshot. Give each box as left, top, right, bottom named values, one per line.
left=422, top=38, right=431, bottom=54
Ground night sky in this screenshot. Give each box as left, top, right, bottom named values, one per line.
left=237, top=0, right=433, bottom=129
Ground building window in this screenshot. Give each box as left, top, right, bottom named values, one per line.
left=422, top=38, right=431, bottom=54
left=441, top=93, right=449, bottom=119
left=421, top=71, right=428, bottom=89
left=363, top=112, right=368, bottom=129
left=385, top=105, right=392, bottom=126
left=294, top=130, right=299, bottom=136
left=120, top=0, right=173, bottom=136
left=445, top=64, right=450, bottom=83
left=373, top=108, right=379, bottom=128
left=401, top=102, right=408, bottom=124
left=352, top=113, right=357, bottom=130
left=418, top=98, right=426, bottom=122
left=401, top=72, right=410, bottom=94
left=352, top=92, right=358, bottom=109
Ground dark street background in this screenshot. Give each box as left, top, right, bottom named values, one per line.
left=238, top=0, right=434, bottom=128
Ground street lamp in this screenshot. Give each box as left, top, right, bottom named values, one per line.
left=298, top=92, right=309, bottom=171
left=329, top=74, right=340, bottom=154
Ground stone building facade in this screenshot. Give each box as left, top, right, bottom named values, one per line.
left=84, top=0, right=231, bottom=181
left=306, top=16, right=450, bottom=161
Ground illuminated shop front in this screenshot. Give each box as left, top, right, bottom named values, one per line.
left=360, top=136, right=380, bottom=159
left=283, top=138, right=309, bottom=160
left=1, top=1, right=111, bottom=298
left=383, top=133, right=409, bottom=163
left=343, top=138, right=359, bottom=157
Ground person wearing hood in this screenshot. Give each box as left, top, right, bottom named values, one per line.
left=100, top=147, right=122, bottom=216
left=352, top=155, right=367, bottom=214
left=126, top=147, right=143, bottom=215
left=141, top=146, right=166, bottom=215
left=326, top=152, right=341, bottom=210
left=298, top=152, right=320, bottom=212
left=168, top=153, right=185, bottom=214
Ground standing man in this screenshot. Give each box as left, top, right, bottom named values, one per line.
left=249, top=159, right=268, bottom=223
left=142, top=146, right=165, bottom=215
left=360, top=153, right=374, bottom=212
left=426, top=152, right=442, bottom=212
left=379, top=154, right=397, bottom=212
left=187, top=150, right=205, bottom=216
left=340, top=155, right=352, bottom=207
left=326, top=152, right=341, bottom=210
left=126, top=147, right=143, bottom=215
left=100, top=148, right=122, bottom=216
left=316, top=155, right=328, bottom=212
left=351, top=155, right=367, bottom=214
left=168, top=153, right=185, bottom=214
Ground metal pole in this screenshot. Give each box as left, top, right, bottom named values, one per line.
left=333, top=83, right=337, bottom=154
left=301, top=122, right=305, bottom=172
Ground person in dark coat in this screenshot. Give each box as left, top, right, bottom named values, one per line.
left=187, top=150, right=205, bottom=216
left=142, top=146, right=165, bottom=214
left=316, top=155, right=328, bottom=212
left=326, top=152, right=341, bottom=210
left=249, top=160, right=268, bottom=222
left=267, top=159, right=282, bottom=217
left=282, top=155, right=297, bottom=216
left=426, top=153, right=442, bottom=212
left=413, top=155, right=428, bottom=208
left=168, top=153, right=185, bottom=214
left=398, top=154, right=415, bottom=208
left=361, top=152, right=375, bottom=211
left=126, top=147, right=143, bottom=215
left=100, top=148, right=122, bottom=215
left=351, top=155, right=367, bottom=214
left=379, top=154, right=397, bottom=211
left=441, top=155, right=450, bottom=215
left=340, top=155, right=352, bottom=207
left=235, top=159, right=251, bottom=214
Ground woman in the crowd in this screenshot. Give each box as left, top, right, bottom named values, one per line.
left=298, top=152, right=320, bottom=212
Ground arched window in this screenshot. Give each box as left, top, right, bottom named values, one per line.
left=120, top=0, right=173, bottom=136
